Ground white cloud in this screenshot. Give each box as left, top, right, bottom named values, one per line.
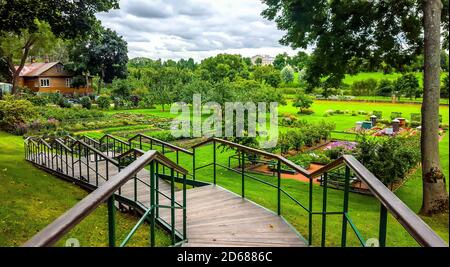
left=96, top=0, right=300, bottom=61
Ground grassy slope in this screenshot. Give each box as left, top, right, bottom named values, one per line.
left=0, top=131, right=170, bottom=247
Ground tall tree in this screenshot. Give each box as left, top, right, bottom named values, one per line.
left=0, top=0, right=119, bottom=93
left=262, top=0, right=449, bottom=215
left=421, top=0, right=448, bottom=215
left=0, top=20, right=56, bottom=92
left=67, top=27, right=128, bottom=94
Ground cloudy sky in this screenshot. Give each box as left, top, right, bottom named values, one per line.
left=96, top=0, right=299, bottom=61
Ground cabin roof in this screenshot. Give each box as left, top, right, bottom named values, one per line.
left=16, top=62, right=61, bottom=77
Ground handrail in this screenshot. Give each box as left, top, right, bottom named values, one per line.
left=116, top=148, right=145, bottom=160
left=100, top=134, right=130, bottom=146
left=308, top=155, right=447, bottom=247
left=52, top=138, right=73, bottom=152
left=38, top=138, right=52, bottom=149
left=71, top=140, right=120, bottom=166
left=192, top=137, right=447, bottom=247
left=23, top=150, right=161, bottom=247
left=82, top=135, right=101, bottom=146
left=192, top=138, right=310, bottom=176
left=129, top=134, right=194, bottom=155
left=342, top=155, right=447, bottom=247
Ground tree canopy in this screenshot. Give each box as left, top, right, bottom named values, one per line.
left=262, top=0, right=449, bottom=89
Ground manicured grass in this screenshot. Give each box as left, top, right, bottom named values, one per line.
left=0, top=131, right=171, bottom=247
left=280, top=100, right=449, bottom=132
left=343, top=71, right=448, bottom=87
left=352, top=95, right=449, bottom=105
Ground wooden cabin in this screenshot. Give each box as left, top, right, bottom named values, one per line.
left=15, top=62, right=93, bottom=95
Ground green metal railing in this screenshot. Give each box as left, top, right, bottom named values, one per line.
left=191, top=138, right=447, bottom=247
left=24, top=137, right=188, bottom=247
left=23, top=135, right=447, bottom=247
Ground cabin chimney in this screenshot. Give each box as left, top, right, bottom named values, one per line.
left=44, top=55, right=50, bottom=63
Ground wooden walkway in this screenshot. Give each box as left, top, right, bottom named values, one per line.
left=32, top=152, right=306, bottom=247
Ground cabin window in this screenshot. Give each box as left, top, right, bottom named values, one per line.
left=40, top=78, right=50, bottom=87
left=65, top=78, right=72, bottom=87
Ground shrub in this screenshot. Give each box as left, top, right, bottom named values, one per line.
left=394, top=73, right=420, bottom=100
left=28, top=95, right=49, bottom=106
left=280, top=66, right=295, bottom=84
left=80, top=96, right=92, bottom=109
left=293, top=93, right=314, bottom=114
left=111, top=79, right=133, bottom=98
left=390, top=112, right=403, bottom=120
left=97, top=96, right=111, bottom=110
left=0, top=96, right=37, bottom=134
left=58, top=97, right=73, bottom=108
left=350, top=79, right=378, bottom=96
left=373, top=111, right=383, bottom=119
left=376, top=79, right=394, bottom=97
left=355, top=134, right=420, bottom=185
left=442, top=74, right=449, bottom=98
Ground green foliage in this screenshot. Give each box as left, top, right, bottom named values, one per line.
left=197, top=54, right=249, bottom=82
left=277, top=120, right=335, bottom=153
left=280, top=66, right=295, bottom=84
left=96, top=96, right=111, bottom=110
left=441, top=74, right=449, bottom=98
left=261, top=0, right=449, bottom=89
left=27, top=95, right=49, bottom=106
left=372, top=111, right=383, bottom=119
left=394, top=73, right=420, bottom=100
left=288, top=152, right=332, bottom=169
left=355, top=134, right=421, bottom=185
left=67, top=27, right=128, bottom=92
left=252, top=65, right=281, bottom=88
left=111, top=79, right=133, bottom=98
left=58, top=97, right=72, bottom=108
left=293, top=93, right=314, bottom=113
left=376, top=79, right=394, bottom=97
left=350, top=79, right=378, bottom=96
left=0, top=20, right=56, bottom=67
left=273, top=53, right=289, bottom=70
left=80, top=96, right=92, bottom=110
left=38, top=106, right=103, bottom=120
left=0, top=96, right=37, bottom=133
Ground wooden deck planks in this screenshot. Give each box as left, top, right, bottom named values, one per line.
left=31, top=153, right=306, bottom=247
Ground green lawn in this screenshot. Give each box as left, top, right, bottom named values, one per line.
left=0, top=131, right=170, bottom=247
left=342, top=71, right=448, bottom=88
left=280, top=100, right=449, bottom=132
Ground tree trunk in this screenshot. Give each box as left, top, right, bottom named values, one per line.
left=98, top=69, right=105, bottom=95
left=420, top=0, right=449, bottom=215
left=10, top=38, right=34, bottom=94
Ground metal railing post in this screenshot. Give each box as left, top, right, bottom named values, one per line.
left=170, top=168, right=176, bottom=245
left=308, top=174, right=313, bottom=246
left=155, top=162, right=159, bottom=218
left=213, top=141, right=217, bottom=185
left=192, top=148, right=196, bottom=187
left=150, top=161, right=155, bottom=247
left=241, top=152, right=245, bottom=198
left=183, top=173, right=187, bottom=241
left=108, top=195, right=116, bottom=247
left=277, top=160, right=281, bottom=216
left=321, top=172, right=328, bottom=247
left=341, top=166, right=351, bottom=247
left=379, top=205, right=388, bottom=247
